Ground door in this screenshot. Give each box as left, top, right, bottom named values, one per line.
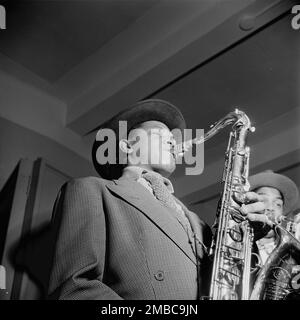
left=0, top=158, right=71, bottom=299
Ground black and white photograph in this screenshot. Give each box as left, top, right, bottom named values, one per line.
left=0, top=0, right=300, bottom=308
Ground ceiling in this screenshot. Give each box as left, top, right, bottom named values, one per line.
left=170, top=11, right=300, bottom=179
left=154, top=12, right=300, bottom=153
left=0, top=0, right=160, bottom=82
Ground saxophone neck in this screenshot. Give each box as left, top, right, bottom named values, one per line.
left=175, top=108, right=255, bottom=156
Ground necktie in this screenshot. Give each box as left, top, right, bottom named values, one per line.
left=142, top=171, right=194, bottom=237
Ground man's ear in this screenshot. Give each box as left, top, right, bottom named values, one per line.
left=119, top=139, right=133, bottom=154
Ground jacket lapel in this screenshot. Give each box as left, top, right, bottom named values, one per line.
left=175, top=198, right=210, bottom=260
left=106, top=177, right=197, bottom=265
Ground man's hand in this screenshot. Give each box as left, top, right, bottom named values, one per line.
left=240, top=192, right=273, bottom=227
left=294, top=212, right=300, bottom=241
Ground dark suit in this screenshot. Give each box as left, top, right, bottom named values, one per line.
left=47, top=175, right=212, bottom=300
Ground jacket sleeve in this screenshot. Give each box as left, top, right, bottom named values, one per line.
left=47, top=177, right=123, bottom=300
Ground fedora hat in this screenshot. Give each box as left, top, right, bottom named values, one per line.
left=249, top=170, right=299, bottom=215
left=92, top=99, right=186, bottom=179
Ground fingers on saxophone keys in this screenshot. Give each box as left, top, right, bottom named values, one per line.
left=240, top=201, right=266, bottom=215
left=246, top=213, right=273, bottom=227
left=244, top=192, right=267, bottom=204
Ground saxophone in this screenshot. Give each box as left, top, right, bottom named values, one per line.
left=250, top=215, right=300, bottom=300
left=176, top=109, right=255, bottom=300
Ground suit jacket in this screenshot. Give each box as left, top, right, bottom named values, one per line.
left=46, top=175, right=212, bottom=300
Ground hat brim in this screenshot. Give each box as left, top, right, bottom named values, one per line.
left=99, top=99, right=186, bottom=136
left=249, top=172, right=299, bottom=215
left=92, top=99, right=186, bottom=179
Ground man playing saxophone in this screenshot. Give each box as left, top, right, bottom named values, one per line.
left=46, top=99, right=276, bottom=300
left=246, top=170, right=300, bottom=299
left=247, top=170, right=299, bottom=263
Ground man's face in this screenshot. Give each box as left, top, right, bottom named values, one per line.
left=255, top=186, right=284, bottom=221
left=126, top=121, right=177, bottom=176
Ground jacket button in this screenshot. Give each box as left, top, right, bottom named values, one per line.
left=154, top=271, right=164, bottom=281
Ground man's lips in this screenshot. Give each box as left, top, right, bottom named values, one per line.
left=169, top=149, right=176, bottom=159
